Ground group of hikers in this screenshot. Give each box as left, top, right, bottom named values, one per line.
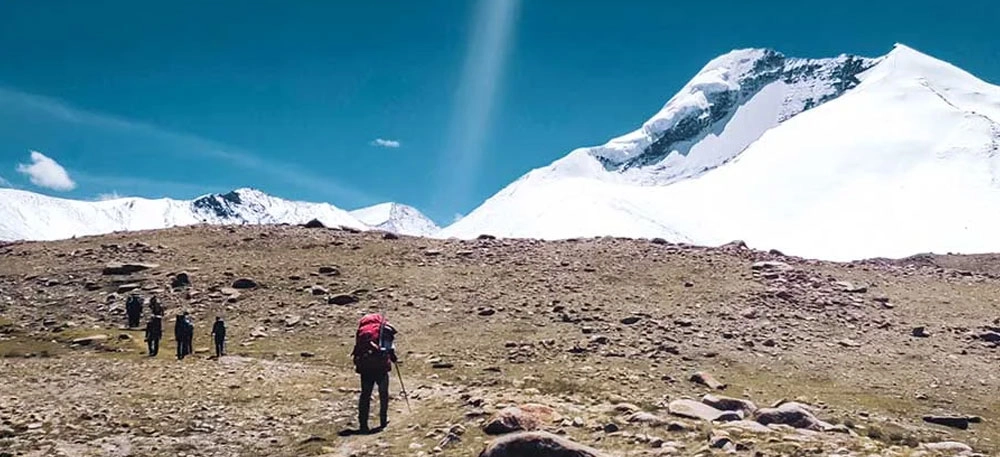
left=124, top=294, right=228, bottom=359
left=123, top=294, right=402, bottom=433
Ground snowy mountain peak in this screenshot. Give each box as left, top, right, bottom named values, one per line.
left=350, top=202, right=440, bottom=237
left=441, top=44, right=1000, bottom=260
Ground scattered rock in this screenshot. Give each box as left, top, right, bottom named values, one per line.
left=424, top=249, right=442, bottom=257
left=753, top=402, right=827, bottom=431
left=602, top=423, right=619, bottom=433
left=912, top=326, right=931, bottom=338
left=117, top=283, right=141, bottom=293
left=231, top=278, right=258, bottom=289
left=483, top=405, right=560, bottom=435
left=311, top=285, right=328, bottom=295
left=668, top=399, right=738, bottom=422
left=702, top=394, right=757, bottom=417
left=978, top=331, right=1000, bottom=343
left=718, top=420, right=774, bottom=434
left=922, top=415, right=979, bottom=430
left=300, top=351, right=315, bottom=358
left=71, top=335, right=109, bottom=346
left=690, top=371, right=727, bottom=390
left=621, top=316, right=641, bottom=325
left=382, top=232, right=400, bottom=240
left=751, top=261, right=791, bottom=271
left=651, top=238, right=669, bottom=245
left=479, top=308, right=497, bottom=316
left=102, top=262, right=159, bottom=275
left=318, top=266, right=340, bottom=276
left=171, top=272, right=191, bottom=288
left=328, top=294, right=358, bottom=305
left=626, top=412, right=668, bottom=427
left=837, top=339, right=861, bottom=348
left=478, top=431, right=605, bottom=457
left=284, top=315, right=301, bottom=327
left=920, top=442, right=973, bottom=453
left=302, top=219, right=326, bottom=228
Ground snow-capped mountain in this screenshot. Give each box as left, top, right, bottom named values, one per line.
left=0, top=188, right=368, bottom=241
left=440, top=44, right=1000, bottom=261
left=349, top=203, right=440, bottom=236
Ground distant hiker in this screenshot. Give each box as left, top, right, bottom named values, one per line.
left=175, top=312, right=193, bottom=360
left=148, top=296, right=164, bottom=317
left=145, top=315, right=162, bottom=356
left=211, top=316, right=226, bottom=358
left=352, top=313, right=398, bottom=433
left=125, top=294, right=143, bottom=328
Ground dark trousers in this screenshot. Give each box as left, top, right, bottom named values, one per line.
left=214, top=337, right=225, bottom=357
left=147, top=338, right=159, bottom=356
left=358, top=371, right=390, bottom=430
left=177, top=337, right=192, bottom=360
left=127, top=314, right=140, bottom=328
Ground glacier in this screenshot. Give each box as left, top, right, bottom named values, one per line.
left=440, top=44, right=1000, bottom=261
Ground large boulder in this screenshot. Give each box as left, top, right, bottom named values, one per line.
left=668, top=399, right=740, bottom=422
left=478, top=431, right=605, bottom=457
left=483, top=404, right=560, bottom=435
left=753, top=402, right=827, bottom=431
left=702, top=394, right=758, bottom=417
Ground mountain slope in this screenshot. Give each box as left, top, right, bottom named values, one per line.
left=0, top=188, right=368, bottom=241
left=349, top=203, right=440, bottom=236
left=440, top=44, right=1000, bottom=260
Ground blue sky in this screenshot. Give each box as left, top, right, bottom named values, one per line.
left=1, top=0, right=998, bottom=224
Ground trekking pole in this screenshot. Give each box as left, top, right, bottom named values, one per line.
left=394, top=360, right=412, bottom=413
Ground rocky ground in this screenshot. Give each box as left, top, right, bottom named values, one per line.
left=0, top=224, right=997, bottom=457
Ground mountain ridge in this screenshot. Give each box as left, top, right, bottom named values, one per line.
left=0, top=187, right=435, bottom=241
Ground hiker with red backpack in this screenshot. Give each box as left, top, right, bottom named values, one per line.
left=352, top=312, right=400, bottom=433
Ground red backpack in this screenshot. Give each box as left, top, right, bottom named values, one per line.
left=353, top=313, right=393, bottom=373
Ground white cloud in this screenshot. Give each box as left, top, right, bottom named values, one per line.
left=96, top=191, right=123, bottom=201
left=0, top=175, right=10, bottom=187
left=370, top=138, right=401, bottom=148
left=16, top=150, right=76, bottom=191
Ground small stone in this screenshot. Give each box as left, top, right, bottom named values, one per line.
left=920, top=442, right=973, bottom=453
left=318, top=266, right=340, bottom=276
left=231, top=278, right=258, bottom=289
left=102, top=262, right=159, bottom=275
left=478, top=308, right=497, bottom=316
left=71, top=334, right=109, bottom=346
left=912, top=326, right=931, bottom=338
left=690, top=371, right=727, bottom=390
left=328, top=294, right=358, bottom=305
left=621, top=316, right=641, bottom=325
left=602, top=423, right=620, bottom=433
left=311, top=286, right=328, bottom=295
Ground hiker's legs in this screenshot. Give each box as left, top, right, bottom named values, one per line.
left=147, top=338, right=154, bottom=355
left=215, top=338, right=224, bottom=357
left=177, top=339, right=184, bottom=359
left=377, top=373, right=390, bottom=427
left=151, top=338, right=159, bottom=356
left=358, top=373, right=376, bottom=431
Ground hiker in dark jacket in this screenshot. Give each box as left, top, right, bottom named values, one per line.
left=126, top=295, right=143, bottom=328
left=145, top=315, right=162, bottom=356
left=211, top=316, right=226, bottom=358
left=148, top=296, right=164, bottom=317
left=175, top=312, right=193, bottom=360
left=352, top=313, right=399, bottom=433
